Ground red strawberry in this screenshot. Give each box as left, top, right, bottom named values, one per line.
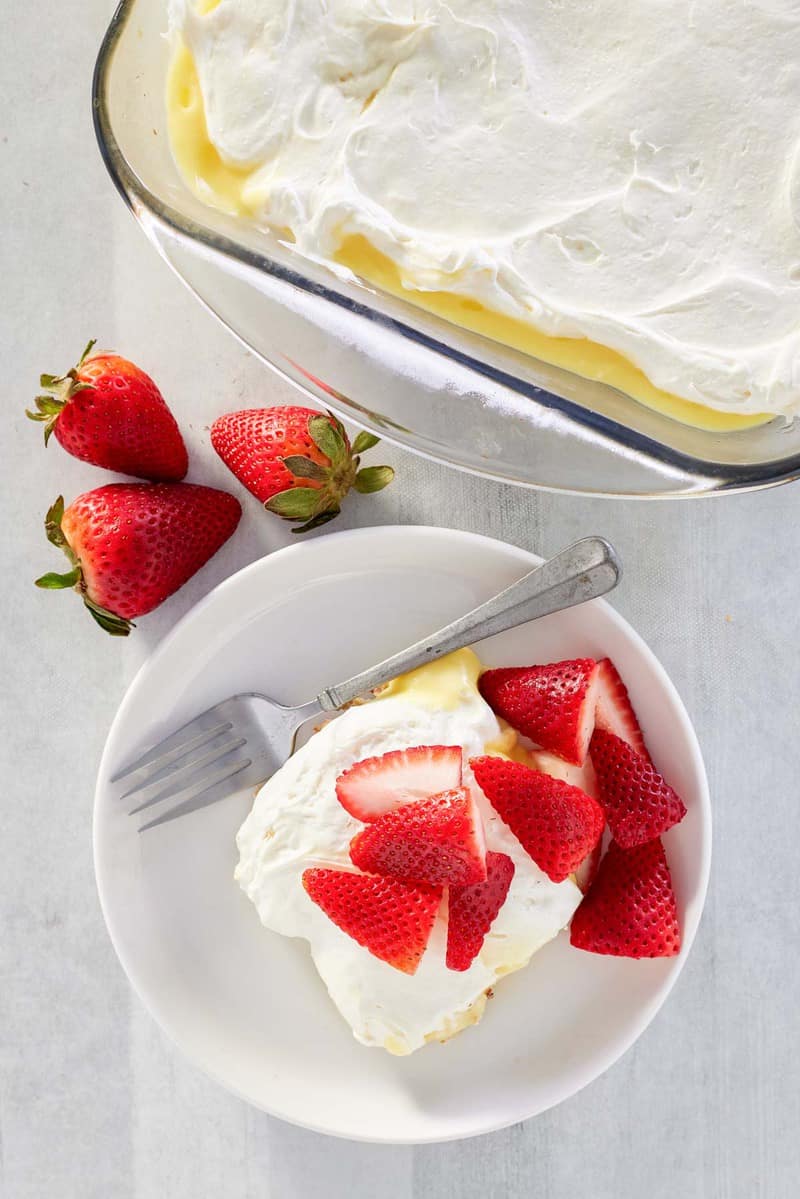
left=446, top=851, right=515, bottom=971
left=349, top=787, right=487, bottom=887
left=594, top=658, right=649, bottom=759
left=211, top=406, right=393, bottom=533
left=470, top=756, right=605, bottom=883
left=570, top=838, right=681, bottom=958
left=27, top=341, right=188, bottom=481
left=302, top=867, right=441, bottom=974
left=35, top=484, right=241, bottom=635
left=590, top=729, right=686, bottom=848
left=336, top=745, right=462, bottom=822
left=479, top=659, right=600, bottom=765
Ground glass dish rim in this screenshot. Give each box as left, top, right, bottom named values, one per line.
left=92, top=0, right=800, bottom=497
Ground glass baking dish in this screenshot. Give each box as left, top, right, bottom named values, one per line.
left=93, top=0, right=800, bottom=497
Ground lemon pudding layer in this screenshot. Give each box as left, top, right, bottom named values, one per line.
left=166, top=0, right=800, bottom=425
left=235, top=650, right=581, bottom=1053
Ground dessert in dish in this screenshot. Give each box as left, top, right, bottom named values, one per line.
left=166, top=0, right=800, bottom=427
left=235, top=648, right=686, bottom=1054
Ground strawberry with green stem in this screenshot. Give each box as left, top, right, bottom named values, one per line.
left=36, top=484, right=241, bottom=636
left=210, top=406, right=393, bottom=533
left=27, top=340, right=188, bottom=481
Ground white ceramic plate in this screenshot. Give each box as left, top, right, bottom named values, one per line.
left=94, top=526, right=710, bottom=1143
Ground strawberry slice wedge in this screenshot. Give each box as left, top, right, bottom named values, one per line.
left=302, top=867, right=442, bottom=975
left=349, top=787, right=487, bottom=887
left=446, top=851, right=515, bottom=971
left=335, top=745, right=462, bottom=822
left=594, top=658, right=649, bottom=759
left=478, top=659, right=600, bottom=765
left=470, top=756, right=605, bottom=883
left=573, top=838, right=603, bottom=894
left=570, top=838, right=681, bottom=958
left=590, top=729, right=686, bottom=848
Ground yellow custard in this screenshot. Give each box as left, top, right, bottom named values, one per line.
left=377, top=647, right=483, bottom=712
left=166, top=43, right=259, bottom=218
left=166, top=41, right=768, bottom=435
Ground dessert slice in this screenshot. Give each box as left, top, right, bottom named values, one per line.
left=446, top=852, right=515, bottom=972
left=590, top=730, right=686, bottom=848
left=471, top=757, right=605, bottom=883
left=570, top=839, right=681, bottom=958
left=478, top=659, right=600, bottom=765
left=349, top=787, right=487, bottom=887
left=302, top=867, right=442, bottom=975
left=336, top=744, right=462, bottom=821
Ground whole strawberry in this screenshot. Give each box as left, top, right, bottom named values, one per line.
left=36, top=484, right=241, bottom=635
left=211, top=406, right=393, bottom=533
left=27, top=341, right=188, bottom=481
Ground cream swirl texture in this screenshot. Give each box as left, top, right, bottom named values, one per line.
left=170, top=0, right=800, bottom=415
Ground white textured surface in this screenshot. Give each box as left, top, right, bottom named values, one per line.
left=1, top=2, right=799, bottom=1196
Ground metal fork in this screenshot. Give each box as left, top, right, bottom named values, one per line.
left=111, top=536, right=621, bottom=830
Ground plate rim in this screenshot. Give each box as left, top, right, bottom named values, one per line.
left=93, top=524, right=712, bottom=1143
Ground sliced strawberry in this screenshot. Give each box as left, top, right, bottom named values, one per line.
left=570, top=838, right=681, bottom=958
left=470, top=757, right=605, bottom=883
left=335, top=745, right=462, bottom=822
left=528, top=748, right=598, bottom=799
left=479, top=659, right=600, bottom=765
left=302, top=867, right=441, bottom=975
left=573, top=838, right=603, bottom=893
left=349, top=787, right=486, bottom=887
left=446, top=852, right=515, bottom=971
left=594, top=658, right=649, bottom=758
left=590, top=729, right=686, bottom=848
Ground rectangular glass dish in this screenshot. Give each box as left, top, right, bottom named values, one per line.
left=93, top=0, right=800, bottom=496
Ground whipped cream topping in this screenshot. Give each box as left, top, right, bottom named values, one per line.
left=170, top=0, right=800, bottom=416
left=235, top=651, right=580, bottom=1053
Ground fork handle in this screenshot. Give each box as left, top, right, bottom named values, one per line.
left=316, top=536, right=621, bottom=712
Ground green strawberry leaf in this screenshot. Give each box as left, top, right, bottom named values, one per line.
left=78, top=339, right=97, bottom=366
left=291, top=508, right=341, bottom=535
left=84, top=598, right=133, bottom=637
left=44, top=497, right=68, bottom=549
left=26, top=395, right=65, bottom=444
left=353, top=465, right=395, bottom=494
left=351, top=431, right=380, bottom=455
left=281, top=455, right=329, bottom=483
left=329, top=412, right=349, bottom=440
left=35, top=569, right=81, bottom=590
left=32, top=394, right=63, bottom=414
left=266, top=486, right=322, bottom=520
left=308, top=415, right=347, bottom=467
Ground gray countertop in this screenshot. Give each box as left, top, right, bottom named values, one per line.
left=2, top=4, right=797, bottom=1197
